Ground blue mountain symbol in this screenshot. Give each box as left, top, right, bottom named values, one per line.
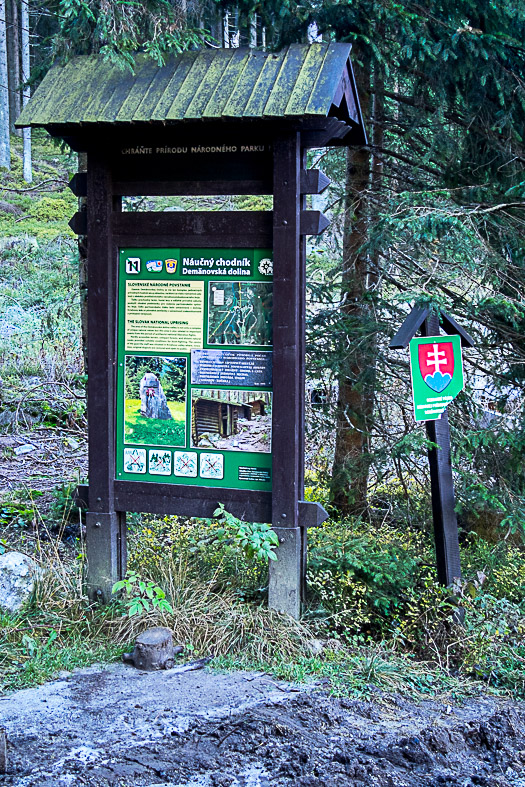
left=424, top=371, right=452, bottom=392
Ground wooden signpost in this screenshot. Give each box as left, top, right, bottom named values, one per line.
left=16, top=44, right=367, bottom=618
left=390, top=306, right=474, bottom=585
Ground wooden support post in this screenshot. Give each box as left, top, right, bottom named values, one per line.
left=269, top=528, right=303, bottom=619
left=423, top=314, right=462, bottom=586
left=85, top=152, right=126, bottom=602
left=268, top=132, right=305, bottom=618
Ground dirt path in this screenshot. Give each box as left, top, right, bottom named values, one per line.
left=1, top=663, right=525, bottom=786
left=0, top=429, right=87, bottom=496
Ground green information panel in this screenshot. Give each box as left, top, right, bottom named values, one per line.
left=116, top=248, right=273, bottom=490
left=409, top=335, right=464, bottom=422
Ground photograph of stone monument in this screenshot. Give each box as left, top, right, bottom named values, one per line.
left=124, top=355, right=186, bottom=447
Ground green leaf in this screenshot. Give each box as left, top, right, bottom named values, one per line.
left=112, top=580, right=126, bottom=594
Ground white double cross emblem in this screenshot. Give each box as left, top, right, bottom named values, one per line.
left=426, top=343, right=447, bottom=373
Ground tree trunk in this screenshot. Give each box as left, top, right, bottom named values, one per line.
left=250, top=12, right=257, bottom=47
left=123, top=627, right=178, bottom=671
left=0, top=0, right=11, bottom=169
left=329, top=56, right=371, bottom=517
left=6, top=0, right=20, bottom=135
left=360, top=62, right=384, bottom=480
left=21, top=0, right=30, bottom=181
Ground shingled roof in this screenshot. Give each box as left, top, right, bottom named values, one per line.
left=16, top=43, right=366, bottom=145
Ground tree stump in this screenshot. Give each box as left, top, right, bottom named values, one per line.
left=123, top=627, right=179, bottom=670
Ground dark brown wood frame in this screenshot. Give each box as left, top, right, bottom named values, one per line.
left=390, top=306, right=475, bottom=587
left=71, top=128, right=331, bottom=614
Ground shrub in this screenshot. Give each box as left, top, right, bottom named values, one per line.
left=32, top=196, right=74, bottom=222
left=127, top=514, right=270, bottom=602
left=306, top=521, right=428, bottom=640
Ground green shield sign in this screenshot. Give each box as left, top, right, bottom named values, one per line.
left=409, top=335, right=464, bottom=422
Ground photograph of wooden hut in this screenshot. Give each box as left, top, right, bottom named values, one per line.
left=191, top=390, right=271, bottom=453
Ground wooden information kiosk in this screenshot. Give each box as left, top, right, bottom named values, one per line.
left=17, top=43, right=366, bottom=617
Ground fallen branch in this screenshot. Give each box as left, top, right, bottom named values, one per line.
left=0, top=178, right=68, bottom=193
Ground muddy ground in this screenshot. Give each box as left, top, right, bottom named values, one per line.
left=1, top=663, right=525, bottom=786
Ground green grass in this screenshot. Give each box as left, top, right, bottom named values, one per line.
left=124, top=399, right=185, bottom=446
left=0, top=633, right=123, bottom=693
left=212, top=650, right=484, bottom=702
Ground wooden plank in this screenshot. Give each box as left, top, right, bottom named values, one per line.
left=285, top=44, right=329, bottom=116
left=111, top=146, right=273, bottom=186
left=40, top=58, right=94, bottom=125
left=95, top=62, right=140, bottom=124
left=113, top=232, right=272, bottom=248
left=132, top=57, right=185, bottom=122
left=300, top=210, right=330, bottom=235
left=149, top=52, right=198, bottom=121
left=300, top=119, right=348, bottom=148
left=112, top=211, right=273, bottom=243
left=185, top=49, right=236, bottom=119
left=300, top=169, right=331, bottom=195
left=423, top=313, right=462, bottom=586
left=243, top=51, right=287, bottom=118
left=390, top=306, right=475, bottom=349
left=441, top=310, right=475, bottom=348
left=344, top=61, right=368, bottom=143
left=221, top=49, right=271, bottom=118
left=112, top=179, right=272, bottom=197
left=306, top=42, right=352, bottom=116
left=200, top=50, right=249, bottom=119
left=85, top=152, right=126, bottom=600
left=77, top=485, right=325, bottom=527
left=15, top=63, right=64, bottom=127
left=68, top=172, right=87, bottom=197
left=69, top=209, right=87, bottom=235
left=389, top=306, right=430, bottom=349
left=82, top=59, right=132, bottom=124
left=271, top=132, right=303, bottom=529
left=264, top=45, right=309, bottom=117
left=341, top=70, right=360, bottom=125
left=299, top=150, right=308, bottom=603
left=85, top=154, right=115, bottom=509
left=114, top=56, right=160, bottom=122
left=114, top=481, right=272, bottom=523
left=297, top=502, right=327, bottom=527
left=166, top=51, right=215, bottom=121
left=298, top=152, right=308, bottom=604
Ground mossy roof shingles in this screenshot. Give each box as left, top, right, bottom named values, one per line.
left=16, top=43, right=361, bottom=129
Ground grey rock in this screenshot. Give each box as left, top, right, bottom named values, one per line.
left=139, top=372, right=173, bottom=420
left=14, top=443, right=37, bottom=456
left=0, top=551, right=40, bottom=614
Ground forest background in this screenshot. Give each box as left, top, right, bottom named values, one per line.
left=0, top=0, right=524, bottom=698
